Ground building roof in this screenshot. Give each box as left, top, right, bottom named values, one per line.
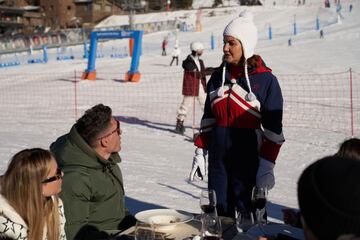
left=74, top=0, right=92, bottom=3
left=0, top=6, right=26, bottom=15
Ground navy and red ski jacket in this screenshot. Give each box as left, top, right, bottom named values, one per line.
left=195, top=56, right=285, bottom=162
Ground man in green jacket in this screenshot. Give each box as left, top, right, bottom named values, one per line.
left=50, top=104, right=135, bottom=240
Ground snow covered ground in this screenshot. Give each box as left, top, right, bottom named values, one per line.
left=0, top=0, right=359, bottom=223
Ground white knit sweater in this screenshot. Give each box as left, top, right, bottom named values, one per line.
left=0, top=194, right=66, bottom=240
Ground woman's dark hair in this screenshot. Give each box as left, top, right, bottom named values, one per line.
left=75, top=104, right=112, bottom=147
left=246, top=54, right=261, bottom=69
left=336, top=138, right=360, bottom=161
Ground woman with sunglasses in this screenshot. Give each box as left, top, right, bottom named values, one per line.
left=0, top=148, right=66, bottom=240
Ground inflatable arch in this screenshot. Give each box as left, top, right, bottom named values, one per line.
left=82, top=30, right=143, bottom=82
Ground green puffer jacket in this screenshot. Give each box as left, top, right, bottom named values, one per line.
left=50, top=126, right=127, bottom=240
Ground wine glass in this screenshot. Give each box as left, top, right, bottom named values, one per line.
left=134, top=221, right=155, bottom=240
left=235, top=210, right=254, bottom=233
left=200, top=189, right=217, bottom=216
left=201, top=214, right=222, bottom=240
left=251, top=186, right=268, bottom=228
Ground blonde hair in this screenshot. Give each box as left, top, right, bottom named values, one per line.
left=1, top=148, right=60, bottom=240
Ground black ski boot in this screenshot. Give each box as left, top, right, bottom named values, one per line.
left=175, top=119, right=185, bottom=135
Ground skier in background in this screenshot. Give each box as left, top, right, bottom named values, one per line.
left=162, top=37, right=168, bottom=56
left=170, top=45, right=181, bottom=66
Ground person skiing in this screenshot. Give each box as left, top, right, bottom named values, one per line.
left=162, top=37, right=168, bottom=56
left=170, top=45, right=181, bottom=66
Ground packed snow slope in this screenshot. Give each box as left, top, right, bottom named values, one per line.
left=0, top=0, right=359, bottom=223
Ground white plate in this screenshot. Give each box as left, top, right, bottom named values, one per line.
left=247, top=223, right=305, bottom=240
left=135, top=209, right=194, bottom=231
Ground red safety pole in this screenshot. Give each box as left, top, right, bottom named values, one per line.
left=349, top=68, right=354, bottom=137
left=74, top=70, right=78, bottom=121
left=192, top=71, right=196, bottom=138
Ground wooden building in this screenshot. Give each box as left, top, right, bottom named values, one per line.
left=0, top=5, right=44, bottom=35
left=39, top=0, right=125, bottom=30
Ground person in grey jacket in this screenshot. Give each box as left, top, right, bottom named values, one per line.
left=50, top=104, right=135, bottom=240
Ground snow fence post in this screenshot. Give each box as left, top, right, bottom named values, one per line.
left=316, top=16, right=320, bottom=30
left=268, top=24, right=272, bottom=40
left=83, top=41, right=89, bottom=59
left=42, top=45, right=48, bottom=63
left=211, top=33, right=215, bottom=50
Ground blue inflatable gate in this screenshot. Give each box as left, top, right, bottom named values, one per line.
left=82, top=30, right=143, bottom=82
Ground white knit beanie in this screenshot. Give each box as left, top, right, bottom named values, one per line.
left=190, top=41, right=204, bottom=52
left=219, top=10, right=258, bottom=101
left=223, top=10, right=258, bottom=59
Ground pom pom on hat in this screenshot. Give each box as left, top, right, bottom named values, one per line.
left=223, top=10, right=258, bottom=59
left=298, top=156, right=360, bottom=239
left=246, top=92, right=256, bottom=102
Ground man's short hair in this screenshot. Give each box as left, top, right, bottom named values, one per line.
left=75, top=104, right=112, bottom=147
left=298, top=156, right=360, bottom=239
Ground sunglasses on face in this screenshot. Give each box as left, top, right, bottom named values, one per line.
left=97, top=120, right=121, bottom=140
left=42, top=168, right=62, bottom=184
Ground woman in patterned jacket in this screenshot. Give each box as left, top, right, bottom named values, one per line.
left=0, top=148, right=66, bottom=240
left=191, top=11, right=285, bottom=217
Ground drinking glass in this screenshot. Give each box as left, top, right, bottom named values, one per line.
left=200, top=189, right=217, bottom=216
left=134, top=221, right=155, bottom=240
left=251, top=186, right=268, bottom=228
left=235, top=210, right=254, bottom=233
left=201, top=214, right=222, bottom=240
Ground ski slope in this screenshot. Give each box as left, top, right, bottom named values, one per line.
left=0, top=0, right=359, bottom=222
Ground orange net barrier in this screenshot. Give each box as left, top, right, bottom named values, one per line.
left=0, top=69, right=358, bottom=137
